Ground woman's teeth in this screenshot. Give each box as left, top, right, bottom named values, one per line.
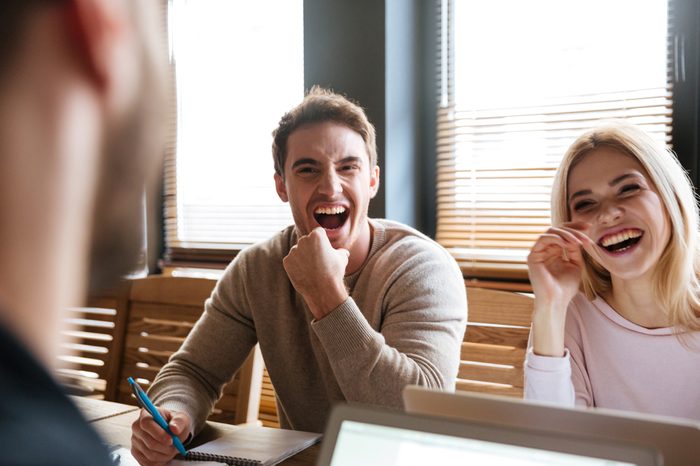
left=599, top=229, right=643, bottom=252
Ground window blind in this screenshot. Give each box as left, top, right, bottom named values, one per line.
left=163, top=0, right=302, bottom=265
left=436, top=0, right=674, bottom=280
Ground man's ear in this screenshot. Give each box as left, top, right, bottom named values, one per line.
left=64, top=0, right=132, bottom=93
left=369, top=165, right=380, bottom=199
left=274, top=173, right=289, bottom=203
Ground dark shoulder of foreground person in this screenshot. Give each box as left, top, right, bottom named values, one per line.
left=0, top=324, right=112, bottom=466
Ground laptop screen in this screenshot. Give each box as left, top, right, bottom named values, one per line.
left=329, top=420, right=636, bottom=466
left=403, top=386, right=700, bottom=466
left=317, top=404, right=659, bottom=466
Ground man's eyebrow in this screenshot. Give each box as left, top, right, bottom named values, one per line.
left=569, top=173, right=642, bottom=202
left=290, top=158, right=320, bottom=169
left=336, top=156, right=364, bottom=164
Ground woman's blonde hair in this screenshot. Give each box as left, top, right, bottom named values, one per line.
left=551, top=123, right=700, bottom=331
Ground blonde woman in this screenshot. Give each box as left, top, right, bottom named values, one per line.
left=524, top=123, right=700, bottom=421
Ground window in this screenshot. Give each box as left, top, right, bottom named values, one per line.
left=164, top=0, right=303, bottom=265
left=436, top=0, right=673, bottom=282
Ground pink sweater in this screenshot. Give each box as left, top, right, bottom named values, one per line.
left=524, top=293, right=700, bottom=422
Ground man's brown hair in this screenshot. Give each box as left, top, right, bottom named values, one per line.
left=271, top=86, right=377, bottom=176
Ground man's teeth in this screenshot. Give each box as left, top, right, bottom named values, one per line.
left=314, top=206, right=346, bottom=215
left=600, top=230, right=642, bottom=247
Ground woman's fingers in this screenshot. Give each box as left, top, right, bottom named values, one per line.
left=529, top=235, right=567, bottom=262
left=529, top=228, right=586, bottom=265
left=560, top=222, right=610, bottom=265
left=560, top=223, right=594, bottom=245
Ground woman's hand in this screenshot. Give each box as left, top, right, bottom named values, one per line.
left=527, top=222, right=595, bottom=356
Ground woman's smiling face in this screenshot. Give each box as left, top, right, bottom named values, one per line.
left=567, top=146, right=671, bottom=282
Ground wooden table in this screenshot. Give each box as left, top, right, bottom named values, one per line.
left=71, top=396, right=140, bottom=422
left=73, top=397, right=320, bottom=465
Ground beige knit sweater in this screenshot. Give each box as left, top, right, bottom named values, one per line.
left=149, top=219, right=467, bottom=434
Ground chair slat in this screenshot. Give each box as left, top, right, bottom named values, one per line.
left=460, top=287, right=534, bottom=398
left=129, top=302, right=204, bottom=323
left=466, top=286, right=533, bottom=327
left=130, top=276, right=215, bottom=306
left=128, top=318, right=193, bottom=339
left=464, top=325, right=530, bottom=349
left=456, top=379, right=523, bottom=397
left=461, top=341, right=526, bottom=366
left=458, top=361, right=524, bottom=387
left=125, top=333, right=185, bottom=353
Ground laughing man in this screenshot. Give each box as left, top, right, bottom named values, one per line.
left=131, top=87, right=466, bottom=465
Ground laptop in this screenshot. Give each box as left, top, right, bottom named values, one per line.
left=316, top=402, right=660, bottom=466
left=404, top=386, right=700, bottom=466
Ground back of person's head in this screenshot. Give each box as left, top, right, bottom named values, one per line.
left=271, top=86, right=377, bottom=176
left=0, top=0, right=168, bottom=293
left=551, top=123, right=700, bottom=330
left=0, top=0, right=50, bottom=63
left=0, top=1, right=57, bottom=78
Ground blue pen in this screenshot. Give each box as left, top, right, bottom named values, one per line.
left=127, top=377, right=188, bottom=456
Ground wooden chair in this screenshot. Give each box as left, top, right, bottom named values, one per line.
left=257, top=367, right=280, bottom=428
left=458, top=286, right=534, bottom=397
left=57, top=281, right=130, bottom=400
left=117, top=275, right=264, bottom=425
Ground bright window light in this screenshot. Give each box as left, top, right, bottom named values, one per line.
left=169, top=0, right=302, bottom=247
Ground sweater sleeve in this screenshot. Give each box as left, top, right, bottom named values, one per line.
left=524, top=295, right=594, bottom=407
left=147, top=259, right=258, bottom=435
left=564, top=297, right=594, bottom=407
left=523, top=348, right=576, bottom=405
left=310, top=242, right=467, bottom=408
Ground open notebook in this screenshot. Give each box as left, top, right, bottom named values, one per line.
left=316, top=403, right=660, bottom=466
left=180, top=426, right=321, bottom=466
left=109, top=426, right=320, bottom=466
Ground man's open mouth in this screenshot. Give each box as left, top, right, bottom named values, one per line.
left=314, top=206, right=349, bottom=230
left=598, top=228, right=643, bottom=253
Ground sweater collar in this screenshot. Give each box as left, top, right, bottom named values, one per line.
left=592, top=296, right=677, bottom=336
left=343, top=219, right=385, bottom=292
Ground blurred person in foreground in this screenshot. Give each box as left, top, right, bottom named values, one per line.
left=0, top=0, right=167, bottom=464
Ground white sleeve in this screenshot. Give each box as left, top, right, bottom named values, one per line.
left=523, top=347, right=576, bottom=406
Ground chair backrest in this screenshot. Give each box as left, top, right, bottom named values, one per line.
left=117, top=275, right=264, bottom=425
left=459, top=286, right=534, bottom=397
left=257, top=367, right=280, bottom=428
left=57, top=281, right=130, bottom=400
